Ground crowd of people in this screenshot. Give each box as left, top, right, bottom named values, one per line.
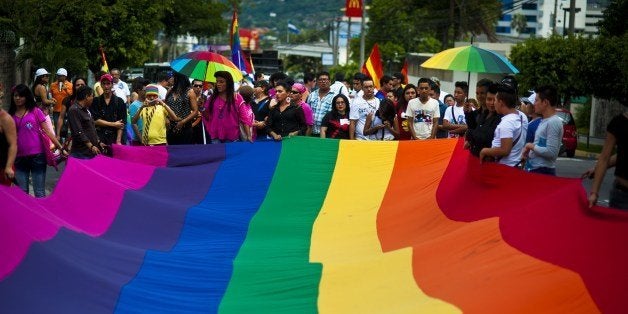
left=0, top=66, right=625, bottom=210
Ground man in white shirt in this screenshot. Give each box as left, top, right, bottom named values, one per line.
left=480, top=84, right=528, bottom=167
left=110, top=68, right=131, bottom=104
left=406, top=78, right=440, bottom=140
left=156, top=72, right=170, bottom=100
left=522, top=85, right=564, bottom=175
left=349, top=77, right=379, bottom=140
left=442, top=81, right=469, bottom=138
left=329, top=72, right=350, bottom=97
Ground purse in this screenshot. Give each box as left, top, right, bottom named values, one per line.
left=39, top=128, right=66, bottom=170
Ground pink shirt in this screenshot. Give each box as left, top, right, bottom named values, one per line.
left=203, top=93, right=252, bottom=141
left=13, top=107, right=46, bottom=157
left=299, top=101, right=314, bottom=126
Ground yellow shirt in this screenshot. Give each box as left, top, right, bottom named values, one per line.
left=140, top=105, right=169, bottom=145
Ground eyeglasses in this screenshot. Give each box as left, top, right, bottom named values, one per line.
left=290, top=90, right=300, bottom=94
left=193, top=84, right=203, bottom=88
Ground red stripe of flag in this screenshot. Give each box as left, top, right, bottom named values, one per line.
left=361, top=43, right=384, bottom=89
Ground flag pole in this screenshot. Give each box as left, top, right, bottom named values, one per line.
left=359, top=4, right=365, bottom=67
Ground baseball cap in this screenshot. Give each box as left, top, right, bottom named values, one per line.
left=498, top=75, right=518, bottom=94
left=56, top=68, right=68, bottom=76
left=100, top=73, right=113, bottom=82
left=34, top=68, right=50, bottom=78
left=527, top=92, right=536, bottom=104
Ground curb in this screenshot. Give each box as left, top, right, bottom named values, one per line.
left=575, top=150, right=599, bottom=159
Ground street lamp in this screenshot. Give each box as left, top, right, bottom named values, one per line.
left=562, top=7, right=581, bottom=37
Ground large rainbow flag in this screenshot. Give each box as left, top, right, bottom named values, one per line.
left=1, top=138, right=627, bottom=313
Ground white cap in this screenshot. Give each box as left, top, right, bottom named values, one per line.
left=34, top=68, right=50, bottom=78
left=56, top=68, right=68, bottom=76
left=528, top=92, right=536, bottom=105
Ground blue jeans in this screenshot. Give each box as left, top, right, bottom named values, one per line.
left=15, top=153, right=47, bottom=198
left=529, top=167, right=556, bottom=176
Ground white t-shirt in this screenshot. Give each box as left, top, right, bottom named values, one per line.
left=157, top=84, right=168, bottom=100
left=349, top=96, right=379, bottom=140
left=405, top=97, right=440, bottom=139
left=443, top=104, right=466, bottom=138
left=330, top=81, right=350, bottom=97
left=491, top=110, right=529, bottom=167
left=370, top=115, right=396, bottom=140
left=112, top=80, right=131, bottom=103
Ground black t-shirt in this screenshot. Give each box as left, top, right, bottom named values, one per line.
left=607, top=113, right=627, bottom=179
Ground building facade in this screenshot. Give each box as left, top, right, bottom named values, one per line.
left=496, top=0, right=610, bottom=38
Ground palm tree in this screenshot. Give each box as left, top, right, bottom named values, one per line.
left=511, top=14, right=528, bottom=37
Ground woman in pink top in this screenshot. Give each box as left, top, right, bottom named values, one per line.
left=290, top=83, right=314, bottom=135
left=202, top=71, right=252, bottom=143
left=9, top=84, right=65, bottom=197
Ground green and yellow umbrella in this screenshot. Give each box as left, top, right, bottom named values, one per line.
left=170, top=51, right=244, bottom=83
left=421, top=45, right=519, bottom=74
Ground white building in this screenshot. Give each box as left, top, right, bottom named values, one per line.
left=496, top=0, right=609, bottom=38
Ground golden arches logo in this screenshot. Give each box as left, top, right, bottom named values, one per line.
left=348, top=0, right=361, bottom=9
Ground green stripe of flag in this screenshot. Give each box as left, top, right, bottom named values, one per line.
left=219, top=137, right=339, bottom=313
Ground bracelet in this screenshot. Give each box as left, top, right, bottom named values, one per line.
left=590, top=192, right=598, bottom=196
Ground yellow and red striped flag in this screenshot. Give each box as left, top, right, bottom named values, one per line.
left=99, top=46, right=109, bottom=73
left=401, top=58, right=409, bottom=85
left=361, top=43, right=384, bottom=89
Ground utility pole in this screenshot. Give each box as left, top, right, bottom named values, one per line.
left=346, top=17, right=351, bottom=65
left=553, top=0, right=558, bottom=34
left=334, top=18, right=341, bottom=66
left=568, top=0, right=576, bottom=35
left=359, top=4, right=365, bottom=67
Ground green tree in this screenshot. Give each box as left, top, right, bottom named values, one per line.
left=510, top=14, right=528, bottom=36
left=161, top=0, right=229, bottom=58
left=0, top=0, right=230, bottom=76
left=597, top=0, right=627, bottom=37
left=510, top=36, right=589, bottom=105
left=573, top=34, right=627, bottom=102
left=365, top=0, right=502, bottom=68
left=511, top=34, right=627, bottom=103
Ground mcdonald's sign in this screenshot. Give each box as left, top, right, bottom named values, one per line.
left=345, top=0, right=362, bottom=17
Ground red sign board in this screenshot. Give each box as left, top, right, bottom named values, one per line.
left=345, top=0, right=363, bottom=17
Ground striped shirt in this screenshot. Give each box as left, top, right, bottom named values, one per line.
left=306, top=89, right=336, bottom=135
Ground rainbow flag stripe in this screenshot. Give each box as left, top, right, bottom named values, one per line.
left=1, top=137, right=626, bottom=313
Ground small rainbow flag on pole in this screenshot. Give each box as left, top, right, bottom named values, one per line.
left=230, top=10, right=248, bottom=78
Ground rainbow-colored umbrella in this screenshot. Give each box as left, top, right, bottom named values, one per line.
left=170, top=51, right=244, bottom=83
left=421, top=45, right=519, bottom=74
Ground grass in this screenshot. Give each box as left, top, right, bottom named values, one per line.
left=577, top=142, right=603, bottom=154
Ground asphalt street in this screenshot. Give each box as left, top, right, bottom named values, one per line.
left=42, top=152, right=615, bottom=208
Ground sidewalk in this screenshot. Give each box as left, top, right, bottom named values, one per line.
left=574, top=150, right=599, bottom=160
